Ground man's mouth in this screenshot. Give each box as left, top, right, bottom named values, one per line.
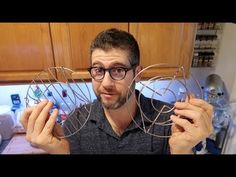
left=101, top=92, right=117, bottom=99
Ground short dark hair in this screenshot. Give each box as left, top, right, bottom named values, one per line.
left=90, top=28, right=140, bottom=66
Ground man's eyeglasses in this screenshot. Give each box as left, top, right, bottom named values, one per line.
left=88, top=65, right=136, bottom=81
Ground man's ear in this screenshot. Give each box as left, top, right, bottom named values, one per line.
left=135, top=65, right=143, bottom=82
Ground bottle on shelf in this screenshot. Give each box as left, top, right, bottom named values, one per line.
left=46, top=91, right=61, bottom=123
left=33, top=86, right=42, bottom=104
left=59, top=89, right=75, bottom=123
left=47, top=91, right=59, bottom=109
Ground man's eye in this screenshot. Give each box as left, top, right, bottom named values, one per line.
left=94, top=68, right=104, bottom=73
left=113, top=68, right=124, bottom=73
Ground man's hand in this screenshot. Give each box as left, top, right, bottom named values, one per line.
left=169, top=97, right=214, bottom=154
left=20, top=100, right=70, bottom=154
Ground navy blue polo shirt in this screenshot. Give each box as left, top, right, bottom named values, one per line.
left=63, top=90, right=172, bottom=154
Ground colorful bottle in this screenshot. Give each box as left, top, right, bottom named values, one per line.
left=59, top=89, right=75, bottom=123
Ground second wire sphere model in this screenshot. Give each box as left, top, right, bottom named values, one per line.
left=126, top=64, right=203, bottom=138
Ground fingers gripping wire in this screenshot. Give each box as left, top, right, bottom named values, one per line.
left=25, top=67, right=93, bottom=139
left=126, top=64, right=203, bottom=138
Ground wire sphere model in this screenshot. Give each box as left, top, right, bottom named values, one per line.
left=25, top=66, right=92, bottom=138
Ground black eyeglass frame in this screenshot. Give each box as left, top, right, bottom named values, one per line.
left=87, top=64, right=137, bottom=81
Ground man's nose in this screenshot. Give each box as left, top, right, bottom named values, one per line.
left=101, top=71, right=114, bottom=88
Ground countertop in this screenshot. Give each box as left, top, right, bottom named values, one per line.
left=1, top=133, right=47, bottom=154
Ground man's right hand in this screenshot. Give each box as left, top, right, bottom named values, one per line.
left=20, top=100, right=70, bottom=154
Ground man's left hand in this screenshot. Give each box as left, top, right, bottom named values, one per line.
left=169, top=97, right=214, bottom=154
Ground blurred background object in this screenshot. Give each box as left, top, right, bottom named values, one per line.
left=202, top=74, right=231, bottom=154
left=0, top=105, right=16, bottom=140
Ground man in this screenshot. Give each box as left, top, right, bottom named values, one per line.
left=20, top=28, right=213, bottom=154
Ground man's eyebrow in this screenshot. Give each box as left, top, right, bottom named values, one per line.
left=92, top=62, right=128, bottom=67
left=111, top=62, right=128, bottom=67
left=92, top=62, right=103, bottom=66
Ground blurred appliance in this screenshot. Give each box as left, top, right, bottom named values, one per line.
left=204, top=74, right=229, bottom=105
left=11, top=94, right=21, bottom=112
left=10, top=94, right=25, bottom=133
left=0, top=105, right=16, bottom=140
left=203, top=74, right=231, bottom=154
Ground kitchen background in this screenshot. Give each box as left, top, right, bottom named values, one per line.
left=1, top=23, right=236, bottom=154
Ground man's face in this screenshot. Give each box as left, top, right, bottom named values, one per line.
left=91, top=48, right=136, bottom=110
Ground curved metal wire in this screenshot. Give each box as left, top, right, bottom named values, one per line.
left=126, top=64, right=203, bottom=138
left=25, top=66, right=93, bottom=139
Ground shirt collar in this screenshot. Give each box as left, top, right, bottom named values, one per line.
left=89, top=100, right=120, bottom=138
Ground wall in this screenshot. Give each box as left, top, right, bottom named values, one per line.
left=215, top=23, right=236, bottom=101
left=230, top=76, right=236, bottom=102
left=0, top=83, right=96, bottom=108
left=0, top=84, right=29, bottom=107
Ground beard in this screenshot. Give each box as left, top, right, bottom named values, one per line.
left=95, top=82, right=135, bottom=110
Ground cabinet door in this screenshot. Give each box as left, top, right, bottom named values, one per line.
left=50, top=23, right=128, bottom=80
left=0, top=23, right=55, bottom=82
left=129, top=23, right=197, bottom=79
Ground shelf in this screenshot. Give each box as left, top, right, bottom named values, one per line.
left=192, top=23, right=223, bottom=68
left=197, top=29, right=218, bottom=35
left=194, top=48, right=217, bottom=52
